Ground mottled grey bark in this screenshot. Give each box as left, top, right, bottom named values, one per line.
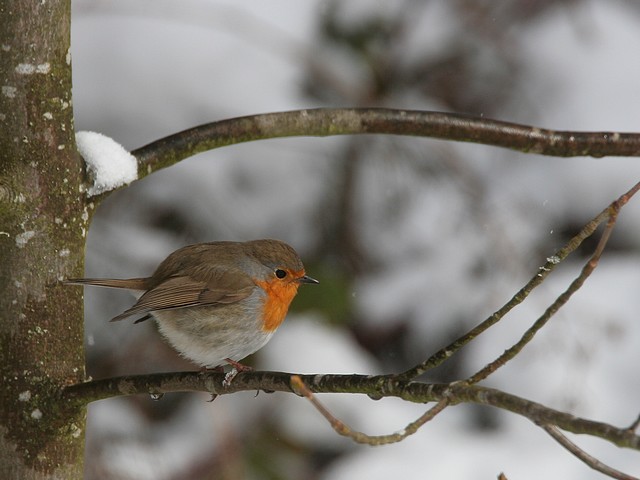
left=0, top=1, right=87, bottom=478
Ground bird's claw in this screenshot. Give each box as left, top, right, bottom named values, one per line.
left=222, top=367, right=238, bottom=387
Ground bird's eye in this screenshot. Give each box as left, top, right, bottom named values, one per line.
left=275, top=269, right=287, bottom=279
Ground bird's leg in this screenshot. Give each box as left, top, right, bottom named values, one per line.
left=224, top=358, right=253, bottom=372
left=222, top=358, right=252, bottom=387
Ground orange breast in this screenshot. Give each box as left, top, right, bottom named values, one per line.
left=255, top=279, right=300, bottom=332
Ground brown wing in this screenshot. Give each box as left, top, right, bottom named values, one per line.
left=110, top=272, right=255, bottom=322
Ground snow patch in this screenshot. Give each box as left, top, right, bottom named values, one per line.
left=75, top=131, right=138, bottom=197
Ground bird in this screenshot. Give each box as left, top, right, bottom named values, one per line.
left=67, top=239, right=318, bottom=371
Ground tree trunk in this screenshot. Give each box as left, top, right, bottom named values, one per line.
left=0, top=0, right=87, bottom=477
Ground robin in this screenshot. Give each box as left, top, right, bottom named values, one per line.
left=67, top=239, right=318, bottom=371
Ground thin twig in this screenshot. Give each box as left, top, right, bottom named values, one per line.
left=466, top=215, right=613, bottom=383
left=466, top=181, right=640, bottom=384
left=543, top=425, right=639, bottom=480
left=398, top=180, right=640, bottom=382
left=397, top=196, right=608, bottom=381
left=290, top=375, right=448, bottom=446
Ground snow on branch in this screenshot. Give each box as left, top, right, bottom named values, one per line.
left=75, top=131, right=138, bottom=197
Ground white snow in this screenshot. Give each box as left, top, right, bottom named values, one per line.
left=75, top=131, right=138, bottom=196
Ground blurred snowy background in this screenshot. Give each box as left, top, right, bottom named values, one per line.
left=71, top=1, right=640, bottom=478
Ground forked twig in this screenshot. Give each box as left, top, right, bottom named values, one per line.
left=627, top=413, right=640, bottom=433
left=290, top=375, right=448, bottom=446
left=465, top=181, right=640, bottom=384
left=398, top=180, right=640, bottom=382
left=543, top=425, right=639, bottom=480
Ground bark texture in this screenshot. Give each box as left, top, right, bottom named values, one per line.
left=0, top=1, right=87, bottom=477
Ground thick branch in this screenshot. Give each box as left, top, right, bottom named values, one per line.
left=61, top=370, right=640, bottom=451
left=132, top=108, right=640, bottom=179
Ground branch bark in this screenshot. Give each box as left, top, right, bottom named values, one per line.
left=61, top=370, right=640, bottom=451
left=132, top=108, right=640, bottom=181
left=543, top=425, right=639, bottom=480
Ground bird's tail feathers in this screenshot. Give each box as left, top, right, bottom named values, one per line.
left=64, top=277, right=148, bottom=291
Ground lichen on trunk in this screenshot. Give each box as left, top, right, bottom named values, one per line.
left=0, top=1, right=88, bottom=478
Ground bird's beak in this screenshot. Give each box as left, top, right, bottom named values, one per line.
left=299, top=275, right=319, bottom=285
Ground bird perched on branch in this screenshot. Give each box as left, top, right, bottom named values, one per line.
left=67, top=239, right=318, bottom=371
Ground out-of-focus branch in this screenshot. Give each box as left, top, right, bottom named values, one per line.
left=131, top=108, right=640, bottom=178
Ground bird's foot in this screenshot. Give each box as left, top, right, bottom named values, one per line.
left=222, top=358, right=252, bottom=387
